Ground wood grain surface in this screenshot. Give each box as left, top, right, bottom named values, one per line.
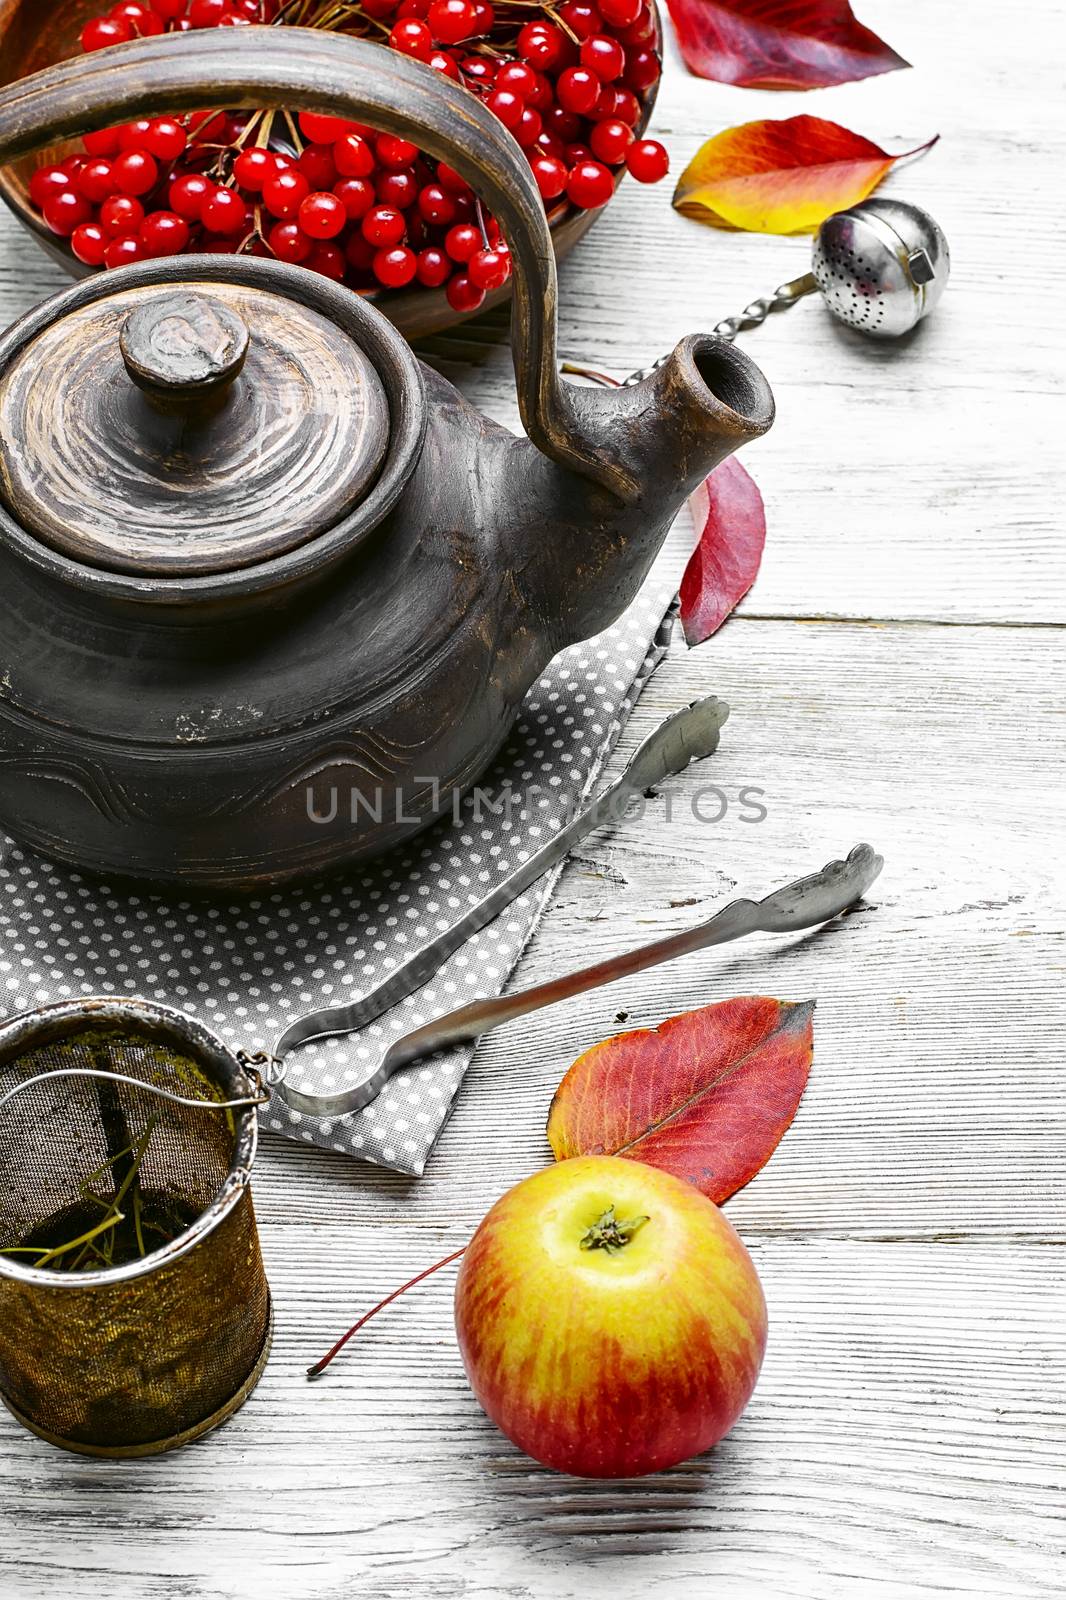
left=0, top=2, right=1063, bottom=1596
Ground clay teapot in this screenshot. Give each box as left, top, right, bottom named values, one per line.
left=0, top=29, right=773, bottom=890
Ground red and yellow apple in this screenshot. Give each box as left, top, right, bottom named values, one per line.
left=454, top=1154, right=767, bottom=1477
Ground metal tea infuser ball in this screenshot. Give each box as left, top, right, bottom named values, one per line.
left=620, top=199, right=951, bottom=385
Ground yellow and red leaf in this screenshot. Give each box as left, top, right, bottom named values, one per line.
left=673, top=115, right=938, bottom=235
left=547, top=996, right=814, bottom=1203
left=666, top=0, right=909, bottom=89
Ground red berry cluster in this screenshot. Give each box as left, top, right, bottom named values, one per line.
left=30, top=0, right=669, bottom=308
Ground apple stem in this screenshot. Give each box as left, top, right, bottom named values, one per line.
left=579, top=1205, right=649, bottom=1255
left=306, top=1245, right=467, bottom=1379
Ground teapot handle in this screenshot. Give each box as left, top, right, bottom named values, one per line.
left=0, top=28, right=614, bottom=488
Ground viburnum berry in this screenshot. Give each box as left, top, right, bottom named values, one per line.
left=188, top=0, right=230, bottom=25
left=201, top=186, right=248, bottom=234
left=139, top=209, right=191, bottom=256
left=556, top=65, right=601, bottom=115
left=262, top=168, right=310, bottom=219
left=373, top=245, right=417, bottom=287
left=81, top=18, right=132, bottom=52
left=461, top=54, right=495, bottom=86
left=416, top=245, right=451, bottom=287
left=307, top=241, right=347, bottom=280
left=334, top=134, right=375, bottom=178
left=111, top=3, right=166, bottom=37
left=113, top=149, right=158, bottom=196
left=118, top=120, right=153, bottom=152
left=429, top=50, right=462, bottom=79
left=75, top=159, right=119, bottom=204
left=71, top=222, right=108, bottom=266
left=29, top=166, right=73, bottom=209
left=619, top=5, right=655, bottom=44
left=625, top=137, right=668, bottom=182
left=143, top=117, right=187, bottom=160
left=104, top=234, right=146, bottom=268
left=83, top=128, right=122, bottom=157
left=427, top=0, right=476, bottom=44
left=565, top=158, right=613, bottom=209
left=268, top=220, right=312, bottom=263
left=597, top=0, right=641, bottom=23
left=623, top=44, right=660, bottom=89
left=445, top=273, right=485, bottom=313
left=528, top=152, right=568, bottom=198
left=514, top=107, right=543, bottom=147
left=557, top=0, right=601, bottom=35
left=100, top=195, right=144, bottom=237
left=295, top=143, right=335, bottom=190
left=43, top=190, right=93, bottom=237
left=494, top=60, right=537, bottom=98
left=389, top=18, right=433, bottom=59
left=487, top=89, right=524, bottom=131
left=169, top=171, right=213, bottom=220
left=376, top=168, right=418, bottom=209
left=150, top=0, right=190, bottom=18
left=599, top=85, right=641, bottom=125
left=333, top=178, right=376, bottom=220
left=444, top=222, right=481, bottom=262
left=580, top=33, right=625, bottom=81
left=589, top=117, right=633, bottom=164
left=468, top=246, right=510, bottom=291
left=298, top=191, right=347, bottom=240
left=517, top=22, right=571, bottom=72
left=376, top=135, right=419, bottom=171
left=417, top=183, right=456, bottom=226
left=436, top=161, right=471, bottom=194
left=298, top=111, right=356, bottom=144
left=361, top=205, right=406, bottom=248
left=233, top=147, right=277, bottom=190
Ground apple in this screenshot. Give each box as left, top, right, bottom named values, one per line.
left=454, top=1154, right=767, bottom=1477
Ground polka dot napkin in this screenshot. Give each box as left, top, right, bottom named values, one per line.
left=0, top=519, right=691, bottom=1175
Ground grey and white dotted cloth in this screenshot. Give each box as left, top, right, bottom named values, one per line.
left=0, top=520, right=692, bottom=1175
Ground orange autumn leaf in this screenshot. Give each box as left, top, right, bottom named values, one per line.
left=673, top=115, right=938, bottom=234
left=546, top=996, right=814, bottom=1203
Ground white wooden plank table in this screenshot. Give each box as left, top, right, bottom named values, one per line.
left=1, top=3, right=1064, bottom=1596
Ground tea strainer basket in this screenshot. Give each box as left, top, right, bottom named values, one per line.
left=0, top=997, right=271, bottom=1457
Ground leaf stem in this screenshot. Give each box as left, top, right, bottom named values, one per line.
left=307, top=1245, right=467, bottom=1378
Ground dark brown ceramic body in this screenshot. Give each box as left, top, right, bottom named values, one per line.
left=0, top=32, right=774, bottom=889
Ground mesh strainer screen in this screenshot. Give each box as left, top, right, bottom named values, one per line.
left=0, top=1001, right=271, bottom=1456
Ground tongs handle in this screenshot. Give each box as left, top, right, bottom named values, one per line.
left=273, top=844, right=882, bottom=1118
left=273, top=696, right=729, bottom=1058
left=382, top=843, right=882, bottom=1073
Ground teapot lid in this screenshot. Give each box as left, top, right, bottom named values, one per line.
left=0, top=277, right=391, bottom=577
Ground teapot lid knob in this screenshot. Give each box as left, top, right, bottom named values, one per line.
left=119, top=291, right=249, bottom=413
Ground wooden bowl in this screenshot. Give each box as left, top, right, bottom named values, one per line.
left=0, top=0, right=660, bottom=339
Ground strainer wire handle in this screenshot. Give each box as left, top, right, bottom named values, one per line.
left=0, top=1066, right=271, bottom=1118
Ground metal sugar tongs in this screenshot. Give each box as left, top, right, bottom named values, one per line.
left=0, top=697, right=883, bottom=1123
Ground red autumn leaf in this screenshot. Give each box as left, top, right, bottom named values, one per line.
left=666, top=0, right=908, bottom=89
left=673, top=115, right=938, bottom=234
left=546, top=996, right=814, bottom=1203
left=680, top=456, right=766, bottom=645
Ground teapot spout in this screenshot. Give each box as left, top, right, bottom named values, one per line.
left=598, top=332, right=775, bottom=502
left=514, top=334, right=774, bottom=649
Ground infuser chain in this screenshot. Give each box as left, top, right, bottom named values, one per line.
left=575, top=273, right=820, bottom=389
